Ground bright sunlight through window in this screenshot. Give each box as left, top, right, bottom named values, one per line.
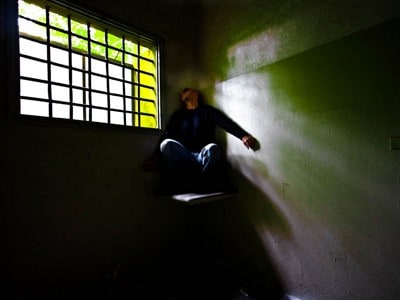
left=18, top=0, right=160, bottom=128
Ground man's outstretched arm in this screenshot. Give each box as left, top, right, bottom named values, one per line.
left=210, top=106, right=257, bottom=150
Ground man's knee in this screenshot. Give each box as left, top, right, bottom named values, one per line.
left=160, top=139, right=196, bottom=169
left=200, top=143, right=222, bottom=173
left=160, top=138, right=179, bottom=154
left=203, top=143, right=221, bottom=159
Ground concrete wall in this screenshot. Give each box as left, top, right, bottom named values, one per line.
left=198, top=0, right=400, bottom=298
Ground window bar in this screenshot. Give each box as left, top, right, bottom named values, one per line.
left=68, top=14, right=73, bottom=120
left=105, top=29, right=111, bottom=124
left=137, top=39, right=141, bottom=128
left=87, top=22, right=92, bottom=122
left=82, top=57, right=87, bottom=121
left=46, top=6, right=52, bottom=117
left=122, top=35, right=127, bottom=126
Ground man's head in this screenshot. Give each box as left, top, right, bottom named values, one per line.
left=180, top=87, right=198, bottom=101
left=179, top=87, right=204, bottom=108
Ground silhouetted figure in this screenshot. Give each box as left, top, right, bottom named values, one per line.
left=142, top=87, right=256, bottom=194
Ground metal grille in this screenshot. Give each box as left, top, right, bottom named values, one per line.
left=18, top=0, right=160, bottom=128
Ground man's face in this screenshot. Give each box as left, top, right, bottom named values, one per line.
left=180, top=88, right=198, bottom=102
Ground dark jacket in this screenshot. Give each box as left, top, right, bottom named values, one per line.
left=161, top=104, right=248, bottom=152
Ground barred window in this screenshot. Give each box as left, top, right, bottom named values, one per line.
left=18, top=0, right=160, bottom=128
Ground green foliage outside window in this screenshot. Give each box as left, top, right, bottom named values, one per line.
left=18, top=0, right=159, bottom=128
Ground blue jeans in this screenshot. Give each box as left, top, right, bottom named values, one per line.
left=160, top=138, right=221, bottom=173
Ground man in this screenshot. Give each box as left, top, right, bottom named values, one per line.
left=143, top=87, right=256, bottom=194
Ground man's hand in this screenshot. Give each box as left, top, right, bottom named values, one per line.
left=242, top=135, right=257, bottom=150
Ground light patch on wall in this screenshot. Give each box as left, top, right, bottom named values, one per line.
left=214, top=71, right=302, bottom=183
left=212, top=70, right=390, bottom=297
left=227, top=29, right=279, bottom=78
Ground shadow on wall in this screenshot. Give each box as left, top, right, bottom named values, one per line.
left=202, top=88, right=292, bottom=291
left=230, top=158, right=291, bottom=239
left=210, top=158, right=292, bottom=297
left=203, top=179, right=288, bottom=298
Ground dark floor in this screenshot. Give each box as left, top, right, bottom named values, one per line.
left=4, top=260, right=284, bottom=299
left=105, top=259, right=285, bottom=300
left=5, top=198, right=285, bottom=299
left=101, top=199, right=286, bottom=300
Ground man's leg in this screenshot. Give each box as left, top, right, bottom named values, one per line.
left=196, top=143, right=236, bottom=193
left=197, top=143, right=221, bottom=173
left=195, top=143, right=221, bottom=192
left=159, top=139, right=199, bottom=193
left=160, top=138, right=197, bottom=169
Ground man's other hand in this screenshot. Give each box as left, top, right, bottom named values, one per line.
left=242, top=135, right=257, bottom=150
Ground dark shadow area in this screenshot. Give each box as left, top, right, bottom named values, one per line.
left=2, top=196, right=286, bottom=300
left=101, top=196, right=286, bottom=300
left=136, top=154, right=287, bottom=299
left=152, top=161, right=239, bottom=195
left=231, top=168, right=291, bottom=239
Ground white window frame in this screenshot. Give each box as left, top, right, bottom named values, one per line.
left=16, top=0, right=161, bottom=129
